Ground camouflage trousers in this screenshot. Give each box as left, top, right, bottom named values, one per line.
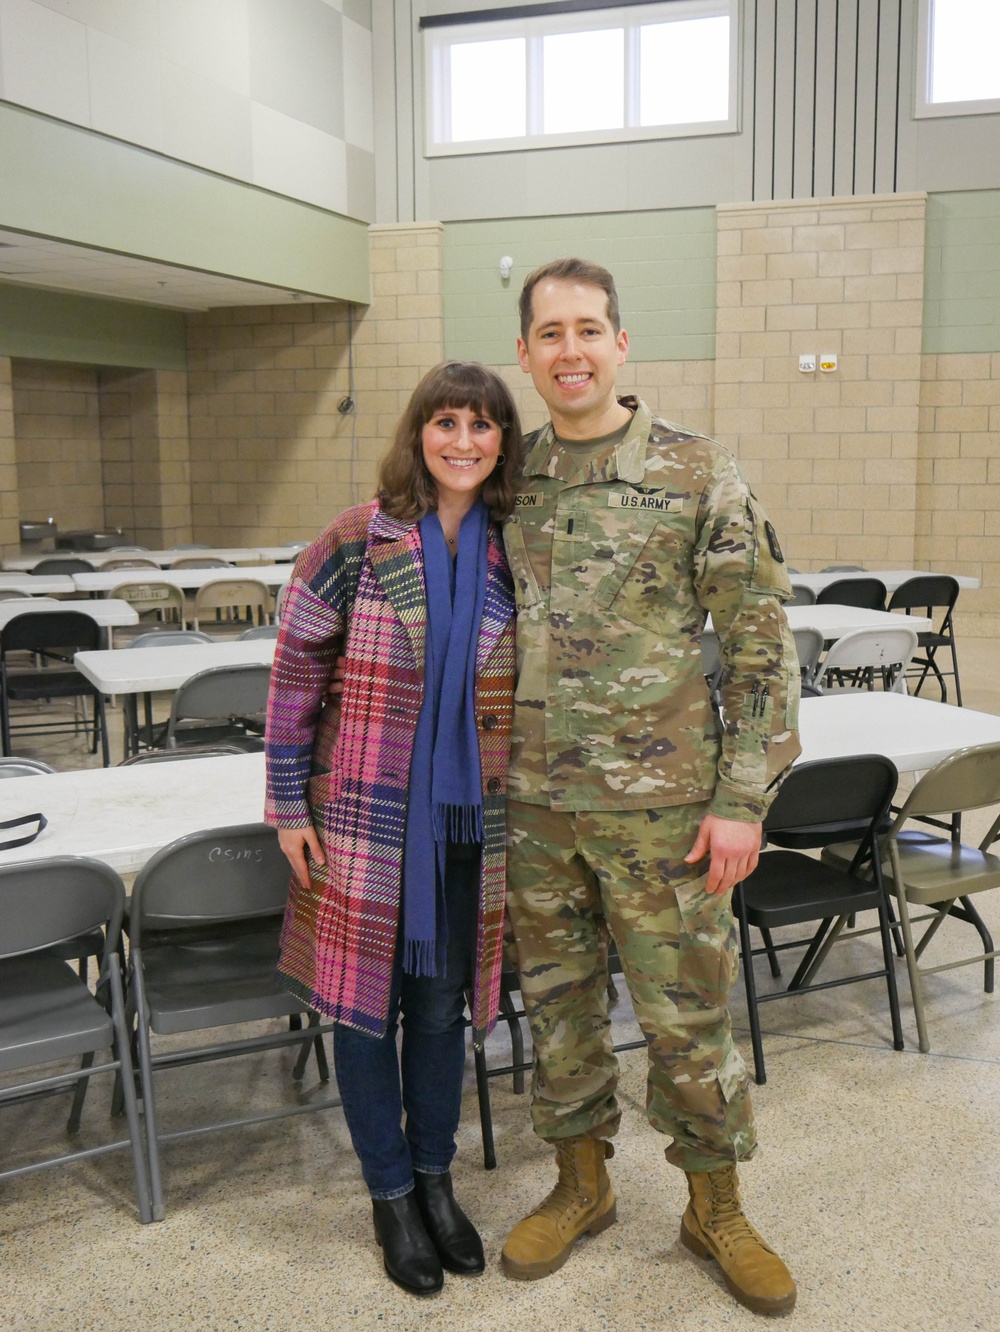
left=506, top=799, right=757, bottom=1173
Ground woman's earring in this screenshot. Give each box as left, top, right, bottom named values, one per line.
left=497, top=453, right=505, bottom=465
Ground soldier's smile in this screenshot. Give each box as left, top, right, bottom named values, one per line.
left=517, top=277, right=630, bottom=438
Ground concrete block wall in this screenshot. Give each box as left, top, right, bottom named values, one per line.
left=99, top=369, right=193, bottom=549
left=186, top=229, right=443, bottom=546
left=918, top=353, right=1000, bottom=636
left=11, top=360, right=106, bottom=533
left=714, top=194, right=926, bottom=573
left=0, top=359, right=17, bottom=555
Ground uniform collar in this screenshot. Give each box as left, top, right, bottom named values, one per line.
left=521, top=397, right=652, bottom=485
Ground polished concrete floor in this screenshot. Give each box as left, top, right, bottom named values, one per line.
left=3, top=643, right=1000, bottom=1331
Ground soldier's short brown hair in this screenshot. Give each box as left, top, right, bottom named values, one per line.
left=378, top=360, right=523, bottom=524
left=518, top=257, right=621, bottom=341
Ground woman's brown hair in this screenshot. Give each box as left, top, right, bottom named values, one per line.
left=378, top=361, right=523, bottom=523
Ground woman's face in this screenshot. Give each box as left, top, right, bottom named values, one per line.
left=421, top=404, right=502, bottom=504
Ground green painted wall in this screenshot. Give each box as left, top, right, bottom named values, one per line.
left=0, top=103, right=370, bottom=305
left=443, top=209, right=717, bottom=365
left=0, top=284, right=186, bottom=369
left=924, top=191, right=1000, bottom=354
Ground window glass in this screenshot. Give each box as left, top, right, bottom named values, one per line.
left=450, top=38, right=526, bottom=142
left=542, top=29, right=625, bottom=135
left=928, top=0, right=1000, bottom=104
left=640, top=17, right=730, bottom=126
left=423, top=1, right=738, bottom=155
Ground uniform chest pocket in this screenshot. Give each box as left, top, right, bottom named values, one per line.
left=593, top=517, right=694, bottom=628
left=502, top=518, right=543, bottom=612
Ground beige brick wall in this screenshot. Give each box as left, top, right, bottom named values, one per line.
left=715, top=195, right=926, bottom=574
left=99, top=369, right=193, bottom=548
left=919, top=353, right=1000, bottom=637
left=12, top=360, right=106, bottom=535
left=0, top=358, right=18, bottom=557
left=186, top=225, right=444, bottom=545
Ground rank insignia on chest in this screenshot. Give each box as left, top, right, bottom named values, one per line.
left=608, top=491, right=683, bottom=513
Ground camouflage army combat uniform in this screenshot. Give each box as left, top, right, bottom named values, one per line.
left=503, top=397, right=801, bottom=1172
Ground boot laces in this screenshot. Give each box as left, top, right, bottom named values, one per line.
left=705, top=1172, right=768, bottom=1252
left=532, top=1142, right=595, bottom=1218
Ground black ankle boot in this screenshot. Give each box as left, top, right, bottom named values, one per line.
left=372, top=1192, right=444, bottom=1296
left=413, top=1170, right=486, bottom=1276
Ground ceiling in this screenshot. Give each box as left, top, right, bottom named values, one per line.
left=0, top=229, right=326, bottom=312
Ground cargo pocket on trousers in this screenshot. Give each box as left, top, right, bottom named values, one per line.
left=673, top=875, right=738, bottom=1016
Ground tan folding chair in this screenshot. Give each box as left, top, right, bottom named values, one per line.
left=109, top=581, right=186, bottom=647
left=824, top=741, right=1000, bottom=1053
left=192, top=579, right=270, bottom=636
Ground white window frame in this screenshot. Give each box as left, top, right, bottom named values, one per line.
left=914, top=0, right=1000, bottom=120
left=423, top=0, right=740, bottom=158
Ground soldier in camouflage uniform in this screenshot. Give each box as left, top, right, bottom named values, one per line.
left=500, top=258, right=801, bottom=1317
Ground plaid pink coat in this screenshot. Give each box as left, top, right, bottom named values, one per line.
left=264, top=501, right=516, bottom=1043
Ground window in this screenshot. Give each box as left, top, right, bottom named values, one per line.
left=916, top=0, right=1000, bottom=119
left=423, top=1, right=739, bottom=156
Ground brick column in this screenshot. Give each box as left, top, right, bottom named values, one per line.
left=0, top=358, right=19, bottom=556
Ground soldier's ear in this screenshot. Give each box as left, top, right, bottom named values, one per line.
left=616, top=329, right=629, bottom=364
left=516, top=337, right=531, bottom=374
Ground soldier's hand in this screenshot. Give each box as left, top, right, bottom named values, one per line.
left=684, top=814, right=761, bottom=895
left=326, top=654, right=347, bottom=699
left=278, top=825, right=326, bottom=888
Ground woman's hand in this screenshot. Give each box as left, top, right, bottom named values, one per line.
left=278, top=825, right=326, bottom=888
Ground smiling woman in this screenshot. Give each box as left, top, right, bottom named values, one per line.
left=263, top=360, right=522, bottom=1298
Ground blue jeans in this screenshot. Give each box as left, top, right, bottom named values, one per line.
left=332, top=850, right=478, bottom=1199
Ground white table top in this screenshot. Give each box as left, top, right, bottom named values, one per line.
left=0, top=573, right=77, bottom=595
left=75, top=640, right=276, bottom=693
left=790, top=569, right=979, bottom=594
left=0, top=753, right=266, bottom=874
left=3, top=546, right=307, bottom=571
left=783, top=604, right=931, bottom=636
left=705, top=605, right=931, bottom=639
left=72, top=564, right=293, bottom=593
left=0, top=598, right=139, bottom=629
left=798, top=693, right=1000, bottom=773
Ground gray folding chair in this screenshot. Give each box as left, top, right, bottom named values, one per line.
left=888, top=575, right=963, bottom=705
left=0, top=757, right=56, bottom=777
left=791, top=627, right=825, bottom=688
left=125, top=823, right=337, bottom=1219
left=788, top=583, right=817, bottom=607
left=814, top=627, right=918, bottom=694
left=164, top=662, right=271, bottom=750
left=816, top=577, right=887, bottom=611
left=238, top=625, right=279, bottom=641
left=121, top=630, right=216, bottom=757
left=119, top=744, right=251, bottom=765
left=824, top=741, right=1000, bottom=1053
left=0, top=757, right=102, bottom=969
left=0, top=610, right=110, bottom=765
left=0, top=858, right=152, bottom=1222
left=30, top=558, right=95, bottom=576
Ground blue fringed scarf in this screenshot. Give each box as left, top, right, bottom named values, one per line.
left=401, top=500, right=488, bottom=976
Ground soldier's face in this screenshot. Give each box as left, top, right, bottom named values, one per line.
left=516, top=278, right=628, bottom=435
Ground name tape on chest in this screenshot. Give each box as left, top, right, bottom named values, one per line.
left=514, top=494, right=540, bottom=507
left=608, top=492, right=683, bottom=513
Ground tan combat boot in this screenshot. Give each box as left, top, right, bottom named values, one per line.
left=680, top=1166, right=796, bottom=1316
left=501, top=1137, right=617, bottom=1280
